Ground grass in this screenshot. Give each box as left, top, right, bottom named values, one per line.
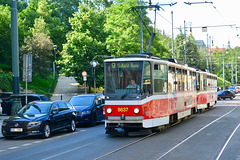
left=20, top=72, right=58, bottom=99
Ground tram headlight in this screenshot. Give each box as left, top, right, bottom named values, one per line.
left=106, top=108, right=112, bottom=114
left=134, top=108, right=140, bottom=114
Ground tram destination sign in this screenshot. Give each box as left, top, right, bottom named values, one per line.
left=111, top=62, right=141, bottom=69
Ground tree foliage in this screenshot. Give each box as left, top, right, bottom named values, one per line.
left=0, top=5, right=11, bottom=66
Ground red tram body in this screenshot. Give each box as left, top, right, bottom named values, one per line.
left=104, top=55, right=217, bottom=134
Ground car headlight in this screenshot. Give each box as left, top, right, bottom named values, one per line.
left=106, top=108, right=112, bottom=114
left=134, top=108, right=140, bottom=114
left=27, top=121, right=41, bottom=127
left=81, top=110, right=91, bottom=115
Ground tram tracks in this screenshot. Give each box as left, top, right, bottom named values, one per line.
left=96, top=106, right=239, bottom=160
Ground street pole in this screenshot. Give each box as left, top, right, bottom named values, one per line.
left=236, top=52, right=238, bottom=86
left=209, top=36, right=212, bottom=73
left=206, top=34, right=209, bottom=71
left=171, top=11, right=174, bottom=59
left=11, top=0, right=22, bottom=115
left=184, top=20, right=186, bottom=64
left=231, top=49, right=234, bottom=85
left=223, top=45, right=225, bottom=90
left=53, top=45, right=57, bottom=81
left=140, top=0, right=143, bottom=54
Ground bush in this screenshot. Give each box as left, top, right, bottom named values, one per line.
left=0, top=70, right=12, bottom=92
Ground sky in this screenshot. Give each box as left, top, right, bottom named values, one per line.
left=146, top=0, right=240, bottom=48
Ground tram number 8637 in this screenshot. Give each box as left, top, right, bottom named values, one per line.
left=118, top=107, right=128, bottom=112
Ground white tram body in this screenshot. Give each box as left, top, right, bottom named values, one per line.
left=104, top=55, right=217, bottom=134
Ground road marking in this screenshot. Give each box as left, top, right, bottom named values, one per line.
left=33, top=141, right=42, bottom=143
left=21, top=143, right=32, bottom=146
left=95, top=132, right=157, bottom=160
left=8, top=146, right=19, bottom=150
left=157, top=107, right=238, bottom=160
left=0, top=150, right=5, bottom=152
left=215, top=120, right=240, bottom=160
left=41, top=142, right=97, bottom=160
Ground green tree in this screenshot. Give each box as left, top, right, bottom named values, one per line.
left=20, top=17, right=53, bottom=78
left=104, top=0, right=141, bottom=56
left=174, top=33, right=206, bottom=68
left=59, top=3, right=108, bottom=89
left=0, top=5, right=11, bottom=67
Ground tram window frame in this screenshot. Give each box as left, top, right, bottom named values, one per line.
left=153, top=64, right=167, bottom=94
left=168, top=66, right=176, bottom=93
left=143, top=61, right=152, bottom=97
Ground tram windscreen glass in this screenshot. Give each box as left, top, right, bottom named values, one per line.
left=105, top=61, right=143, bottom=96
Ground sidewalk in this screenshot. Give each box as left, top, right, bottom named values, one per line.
left=51, top=76, right=82, bottom=101
left=0, top=76, right=83, bottom=138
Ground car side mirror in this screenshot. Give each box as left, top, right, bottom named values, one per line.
left=52, top=110, right=58, bottom=115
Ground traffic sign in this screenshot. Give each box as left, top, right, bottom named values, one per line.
left=82, top=71, right=87, bottom=77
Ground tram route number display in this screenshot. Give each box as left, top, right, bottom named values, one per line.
left=118, top=107, right=128, bottom=112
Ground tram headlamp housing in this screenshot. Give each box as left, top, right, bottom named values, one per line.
left=134, top=108, right=140, bottom=114
left=106, top=108, right=112, bottom=114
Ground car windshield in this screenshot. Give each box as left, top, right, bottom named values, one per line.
left=18, top=103, right=51, bottom=115
left=229, top=87, right=235, bottom=89
left=69, top=96, right=95, bottom=106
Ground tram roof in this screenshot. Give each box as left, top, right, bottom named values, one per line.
left=104, top=54, right=196, bottom=71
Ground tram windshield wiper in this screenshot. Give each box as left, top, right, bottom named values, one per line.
left=121, top=92, right=128, bottom=99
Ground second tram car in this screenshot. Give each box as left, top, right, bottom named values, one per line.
left=104, top=54, right=217, bottom=135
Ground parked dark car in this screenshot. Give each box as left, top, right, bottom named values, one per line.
left=217, top=90, right=235, bottom=100
left=1, top=101, right=77, bottom=139
left=2, top=94, right=49, bottom=115
left=0, top=92, right=13, bottom=101
left=228, top=86, right=238, bottom=94
left=69, top=94, right=105, bottom=125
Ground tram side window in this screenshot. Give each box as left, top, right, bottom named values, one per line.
left=176, top=68, right=182, bottom=91
left=143, top=62, right=151, bottom=96
left=203, top=74, right=207, bottom=90
left=168, top=66, right=175, bottom=93
left=154, top=64, right=167, bottom=94
left=196, top=73, right=200, bottom=91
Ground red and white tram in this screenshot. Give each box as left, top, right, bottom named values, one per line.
left=104, top=54, right=217, bottom=135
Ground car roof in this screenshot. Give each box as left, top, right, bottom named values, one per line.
left=30, top=100, right=67, bottom=104
left=72, top=93, right=103, bottom=98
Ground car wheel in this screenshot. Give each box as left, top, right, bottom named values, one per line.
left=68, top=119, right=76, bottom=132
left=218, top=97, right=221, bottom=100
left=223, top=98, right=225, bottom=100
left=230, top=96, right=233, bottom=100
left=41, top=123, right=51, bottom=139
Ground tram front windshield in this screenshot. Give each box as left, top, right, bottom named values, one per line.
left=105, top=61, right=143, bottom=100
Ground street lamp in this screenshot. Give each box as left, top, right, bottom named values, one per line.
left=53, top=45, right=57, bottom=81
left=90, top=60, right=98, bottom=93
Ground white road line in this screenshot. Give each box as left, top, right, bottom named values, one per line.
left=33, top=141, right=42, bottom=143
left=157, top=107, right=238, bottom=160
left=8, top=146, right=19, bottom=150
left=215, top=121, right=240, bottom=160
left=41, top=142, right=96, bottom=160
left=0, top=150, right=6, bottom=152
left=21, top=143, right=32, bottom=147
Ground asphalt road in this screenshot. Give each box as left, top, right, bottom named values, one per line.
left=0, top=96, right=240, bottom=160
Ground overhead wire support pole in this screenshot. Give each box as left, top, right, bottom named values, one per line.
left=131, top=1, right=177, bottom=54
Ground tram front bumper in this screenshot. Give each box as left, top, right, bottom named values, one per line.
left=105, top=116, right=144, bottom=133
